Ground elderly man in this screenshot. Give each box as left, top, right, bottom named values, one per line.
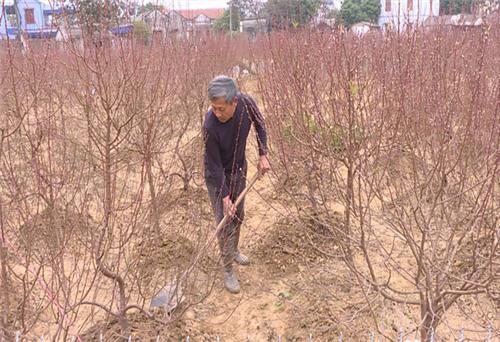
left=203, top=75, right=270, bottom=294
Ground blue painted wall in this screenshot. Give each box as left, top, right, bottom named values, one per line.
left=1, top=0, right=58, bottom=39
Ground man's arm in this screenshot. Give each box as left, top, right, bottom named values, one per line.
left=245, top=95, right=268, bottom=156
left=244, top=95, right=271, bottom=177
left=204, top=126, right=229, bottom=198
left=205, top=124, right=237, bottom=217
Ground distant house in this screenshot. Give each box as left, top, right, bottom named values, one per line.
left=140, top=9, right=187, bottom=39
left=378, top=0, right=440, bottom=30
left=109, top=24, right=134, bottom=36
left=140, top=8, right=224, bottom=39
left=423, top=12, right=500, bottom=30
left=240, top=18, right=267, bottom=38
left=143, top=9, right=167, bottom=33
left=0, top=0, right=60, bottom=39
left=165, top=10, right=188, bottom=38
left=175, top=8, right=225, bottom=34
left=55, top=23, right=82, bottom=45
left=351, top=21, right=380, bottom=35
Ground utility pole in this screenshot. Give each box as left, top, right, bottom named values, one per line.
left=13, top=0, right=27, bottom=52
left=229, top=0, right=232, bottom=36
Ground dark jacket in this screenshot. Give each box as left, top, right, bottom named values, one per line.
left=203, top=92, right=267, bottom=198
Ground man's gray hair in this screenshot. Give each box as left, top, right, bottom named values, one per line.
left=208, top=75, right=238, bottom=102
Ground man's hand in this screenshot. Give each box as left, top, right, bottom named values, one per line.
left=258, top=154, right=271, bottom=178
left=223, top=195, right=236, bottom=218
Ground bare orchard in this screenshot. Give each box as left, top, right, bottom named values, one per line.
left=0, top=27, right=498, bottom=341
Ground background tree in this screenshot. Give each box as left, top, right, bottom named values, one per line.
left=478, top=0, right=500, bottom=13
left=440, top=0, right=474, bottom=14
left=230, top=0, right=267, bottom=17
left=266, top=0, right=322, bottom=29
left=68, top=0, right=122, bottom=35
left=138, top=1, right=165, bottom=15
left=133, top=19, right=151, bottom=40
left=340, top=0, right=380, bottom=27
left=213, top=6, right=241, bottom=32
left=255, top=27, right=498, bottom=341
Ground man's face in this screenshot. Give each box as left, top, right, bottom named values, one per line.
left=211, top=97, right=237, bottom=123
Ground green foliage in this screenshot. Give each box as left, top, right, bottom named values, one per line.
left=69, top=0, right=121, bottom=33
left=230, top=0, right=267, bottom=18
left=307, top=119, right=319, bottom=135
left=440, top=0, right=473, bottom=14
left=304, top=113, right=319, bottom=134
left=328, top=126, right=345, bottom=152
left=340, top=0, right=381, bottom=28
left=278, top=290, right=293, bottom=299
left=138, top=2, right=164, bottom=15
left=266, top=0, right=321, bottom=29
left=349, top=82, right=359, bottom=96
left=133, top=20, right=151, bottom=40
left=213, top=7, right=241, bottom=32
left=282, top=121, right=293, bottom=141
left=326, top=8, right=341, bottom=20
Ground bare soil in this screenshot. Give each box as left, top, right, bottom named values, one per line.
left=74, top=158, right=497, bottom=342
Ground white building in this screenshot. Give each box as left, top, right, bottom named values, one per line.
left=0, top=0, right=60, bottom=39
left=351, top=21, right=380, bottom=35
left=378, top=0, right=439, bottom=30
left=240, top=18, right=267, bottom=37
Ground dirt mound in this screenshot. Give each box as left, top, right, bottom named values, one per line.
left=81, top=311, right=218, bottom=341
left=156, top=185, right=212, bottom=223
left=0, top=277, right=41, bottom=336
left=18, top=205, right=94, bottom=262
left=135, top=235, right=196, bottom=284
left=133, top=233, right=221, bottom=306
left=133, top=184, right=222, bottom=308
left=252, top=210, right=344, bottom=275
left=284, top=260, right=371, bottom=340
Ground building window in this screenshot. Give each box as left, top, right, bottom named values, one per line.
left=25, top=8, right=35, bottom=24
left=385, top=0, right=391, bottom=11
left=6, top=9, right=18, bottom=26
left=408, top=0, right=413, bottom=11
left=44, top=14, right=52, bottom=26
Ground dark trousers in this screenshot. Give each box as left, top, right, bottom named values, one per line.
left=206, top=166, right=247, bottom=272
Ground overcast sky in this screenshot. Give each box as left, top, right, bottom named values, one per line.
left=6, top=0, right=261, bottom=10
left=146, top=0, right=232, bottom=9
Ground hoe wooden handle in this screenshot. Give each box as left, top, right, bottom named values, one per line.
left=215, top=172, right=259, bottom=233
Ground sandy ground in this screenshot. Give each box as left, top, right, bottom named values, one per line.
left=5, top=87, right=496, bottom=341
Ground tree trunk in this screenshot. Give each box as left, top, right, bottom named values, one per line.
left=420, top=304, right=439, bottom=342
left=0, top=199, right=12, bottom=341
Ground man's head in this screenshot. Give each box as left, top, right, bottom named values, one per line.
left=208, top=75, right=238, bottom=123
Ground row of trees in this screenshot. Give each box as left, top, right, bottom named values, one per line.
left=253, top=26, right=498, bottom=341
left=1, top=18, right=498, bottom=341
left=0, top=34, right=247, bottom=339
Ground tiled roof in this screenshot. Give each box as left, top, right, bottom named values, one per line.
left=175, top=8, right=225, bottom=20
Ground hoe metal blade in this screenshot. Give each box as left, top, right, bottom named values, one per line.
left=149, top=173, right=259, bottom=313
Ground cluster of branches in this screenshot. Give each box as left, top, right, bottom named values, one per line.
left=255, top=26, right=499, bottom=340
left=1, top=12, right=498, bottom=340
left=0, top=33, right=248, bottom=339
